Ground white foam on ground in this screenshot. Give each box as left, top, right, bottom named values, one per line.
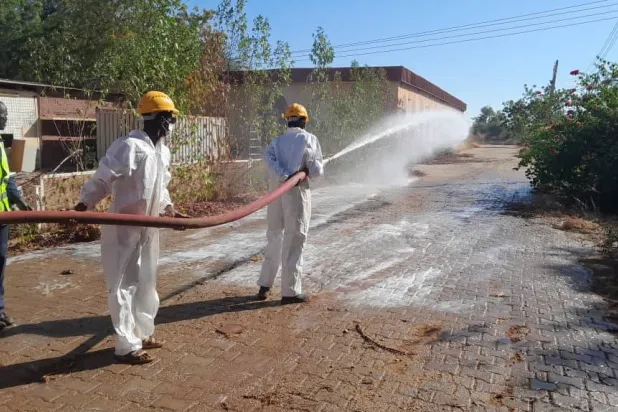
left=34, top=280, right=74, bottom=295
left=219, top=217, right=442, bottom=311
left=159, top=230, right=265, bottom=265
left=8, top=243, right=101, bottom=265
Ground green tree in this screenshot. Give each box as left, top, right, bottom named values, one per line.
left=214, top=0, right=293, bottom=156
left=471, top=105, right=510, bottom=142
left=1, top=0, right=212, bottom=110
left=305, top=26, right=336, bottom=146
left=309, top=26, right=335, bottom=69
left=304, top=27, right=391, bottom=155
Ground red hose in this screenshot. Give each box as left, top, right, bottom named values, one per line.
left=0, top=171, right=307, bottom=229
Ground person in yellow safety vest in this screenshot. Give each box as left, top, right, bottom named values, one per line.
left=74, top=91, right=189, bottom=364
left=256, top=103, right=324, bottom=304
left=0, top=101, right=33, bottom=332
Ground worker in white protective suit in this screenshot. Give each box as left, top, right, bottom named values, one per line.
left=74, top=91, right=188, bottom=364
left=257, top=103, right=324, bottom=304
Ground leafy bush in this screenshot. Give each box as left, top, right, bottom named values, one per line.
left=515, top=60, right=618, bottom=211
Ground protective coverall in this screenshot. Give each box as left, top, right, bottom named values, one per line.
left=258, top=127, right=324, bottom=297
left=79, top=130, right=172, bottom=356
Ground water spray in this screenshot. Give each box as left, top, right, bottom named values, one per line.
left=320, top=110, right=470, bottom=185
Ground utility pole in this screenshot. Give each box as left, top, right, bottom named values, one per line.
left=544, top=60, right=560, bottom=122
left=550, top=60, right=559, bottom=93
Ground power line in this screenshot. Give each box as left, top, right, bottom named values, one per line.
left=295, top=9, right=618, bottom=58
left=603, top=27, right=618, bottom=57
left=294, top=16, right=617, bottom=63
left=291, top=0, right=612, bottom=55
left=587, top=19, right=618, bottom=71
left=600, top=21, right=618, bottom=58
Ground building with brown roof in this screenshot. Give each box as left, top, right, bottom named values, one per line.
left=227, top=65, right=466, bottom=157
left=0, top=79, right=124, bottom=171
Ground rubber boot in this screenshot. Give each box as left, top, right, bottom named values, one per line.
left=257, top=287, right=270, bottom=301
left=281, top=294, right=310, bottom=305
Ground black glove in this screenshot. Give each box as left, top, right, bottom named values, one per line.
left=74, top=203, right=88, bottom=212
left=285, top=168, right=309, bottom=186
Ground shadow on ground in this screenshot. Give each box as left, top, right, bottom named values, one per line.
left=0, top=295, right=279, bottom=389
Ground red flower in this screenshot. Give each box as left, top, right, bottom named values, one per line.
left=567, top=110, right=575, bottom=116
left=536, top=91, right=543, bottom=95
left=570, top=88, right=576, bottom=94
left=570, top=69, right=580, bottom=76
left=565, top=101, right=572, bottom=107
left=576, top=121, right=582, bottom=128
left=586, top=84, right=596, bottom=90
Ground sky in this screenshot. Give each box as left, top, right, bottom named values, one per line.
left=191, top=0, right=618, bottom=118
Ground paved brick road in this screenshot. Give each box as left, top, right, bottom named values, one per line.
left=0, top=146, right=615, bottom=411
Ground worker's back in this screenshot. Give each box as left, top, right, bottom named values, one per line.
left=267, top=127, right=320, bottom=179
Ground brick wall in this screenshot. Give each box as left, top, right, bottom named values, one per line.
left=0, top=95, right=38, bottom=140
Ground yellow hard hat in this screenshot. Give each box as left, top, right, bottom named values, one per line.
left=283, top=103, right=309, bottom=122
left=137, top=91, right=179, bottom=115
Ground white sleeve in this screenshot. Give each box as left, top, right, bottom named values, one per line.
left=264, top=139, right=289, bottom=178
left=79, top=140, right=132, bottom=209
left=306, top=136, right=325, bottom=178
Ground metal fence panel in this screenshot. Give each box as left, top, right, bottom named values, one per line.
left=169, top=116, right=226, bottom=164
left=96, top=109, right=226, bottom=164
left=96, top=109, right=141, bottom=160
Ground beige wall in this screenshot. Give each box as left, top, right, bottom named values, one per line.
left=279, top=81, right=459, bottom=115
left=396, top=84, right=462, bottom=113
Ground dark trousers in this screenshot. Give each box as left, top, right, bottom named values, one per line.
left=0, top=225, right=8, bottom=315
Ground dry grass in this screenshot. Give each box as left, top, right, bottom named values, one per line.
left=420, top=152, right=478, bottom=165
left=556, top=216, right=600, bottom=234
left=170, top=161, right=267, bottom=208
left=43, top=174, right=111, bottom=212
left=504, top=193, right=607, bottom=246
left=457, top=135, right=482, bottom=151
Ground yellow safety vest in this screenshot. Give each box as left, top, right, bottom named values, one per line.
left=0, top=143, right=11, bottom=212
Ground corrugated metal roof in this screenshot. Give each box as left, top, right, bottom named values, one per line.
left=0, top=78, right=85, bottom=91
left=0, top=78, right=125, bottom=100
